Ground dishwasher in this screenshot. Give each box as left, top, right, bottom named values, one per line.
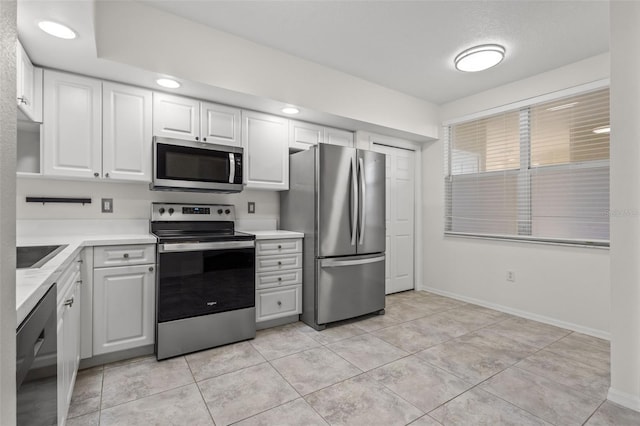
left=16, top=284, right=57, bottom=425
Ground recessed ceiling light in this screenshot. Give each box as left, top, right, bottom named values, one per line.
left=38, top=21, right=76, bottom=39
left=547, top=102, right=579, bottom=112
left=156, top=78, right=181, bottom=89
left=592, top=126, right=610, bottom=134
left=454, top=44, right=505, bottom=72
left=281, top=107, right=300, bottom=115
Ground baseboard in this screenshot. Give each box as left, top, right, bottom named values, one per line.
left=421, top=286, right=610, bottom=340
left=256, top=314, right=299, bottom=330
left=608, top=387, right=640, bottom=412
left=79, top=344, right=155, bottom=369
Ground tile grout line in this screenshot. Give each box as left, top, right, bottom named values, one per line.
left=184, top=355, right=218, bottom=425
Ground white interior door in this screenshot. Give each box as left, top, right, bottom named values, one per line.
left=372, top=144, right=415, bottom=294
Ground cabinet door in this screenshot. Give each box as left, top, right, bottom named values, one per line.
left=93, top=264, right=155, bottom=355
left=16, top=40, right=36, bottom=120
left=324, top=127, right=354, bottom=148
left=103, top=82, right=152, bottom=181
left=153, top=92, right=200, bottom=141
left=43, top=70, right=102, bottom=178
left=200, top=101, right=241, bottom=146
left=57, top=314, right=65, bottom=426
left=242, top=111, right=289, bottom=190
left=289, top=120, right=323, bottom=151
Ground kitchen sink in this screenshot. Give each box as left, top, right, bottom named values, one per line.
left=17, top=245, right=68, bottom=269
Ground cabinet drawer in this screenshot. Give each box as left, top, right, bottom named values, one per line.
left=94, top=244, right=155, bottom=268
left=256, top=253, right=302, bottom=273
left=256, top=269, right=302, bottom=290
left=256, top=239, right=301, bottom=256
left=256, top=285, right=301, bottom=322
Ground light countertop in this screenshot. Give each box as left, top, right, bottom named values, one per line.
left=241, top=230, right=304, bottom=240
left=16, top=222, right=156, bottom=327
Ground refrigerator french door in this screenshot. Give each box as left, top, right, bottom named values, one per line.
left=281, top=143, right=386, bottom=330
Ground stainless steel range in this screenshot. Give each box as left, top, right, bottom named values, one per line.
left=151, top=203, right=256, bottom=360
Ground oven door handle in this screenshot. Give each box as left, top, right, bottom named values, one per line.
left=159, top=240, right=255, bottom=252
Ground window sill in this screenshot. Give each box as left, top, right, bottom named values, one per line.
left=444, top=232, right=609, bottom=250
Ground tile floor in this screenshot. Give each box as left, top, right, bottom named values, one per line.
left=66, top=291, right=640, bottom=426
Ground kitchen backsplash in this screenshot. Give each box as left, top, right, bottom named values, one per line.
left=17, top=177, right=279, bottom=226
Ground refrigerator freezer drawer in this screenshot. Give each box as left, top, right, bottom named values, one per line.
left=316, top=254, right=385, bottom=325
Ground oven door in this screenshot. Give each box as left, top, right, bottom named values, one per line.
left=152, top=137, right=244, bottom=192
left=157, top=241, right=255, bottom=323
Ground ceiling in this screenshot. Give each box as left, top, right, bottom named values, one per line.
left=141, top=0, right=610, bottom=105
left=16, top=0, right=609, bottom=140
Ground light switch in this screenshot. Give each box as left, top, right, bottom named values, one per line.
left=102, top=198, right=113, bottom=213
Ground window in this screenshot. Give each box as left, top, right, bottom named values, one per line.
left=444, top=87, right=610, bottom=245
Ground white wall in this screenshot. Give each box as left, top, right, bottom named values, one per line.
left=423, top=53, right=611, bottom=337
left=608, top=1, right=640, bottom=410
left=16, top=178, right=280, bottom=229
left=0, top=1, right=17, bottom=423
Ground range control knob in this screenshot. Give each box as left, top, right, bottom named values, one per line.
left=168, top=208, right=175, bottom=215
left=225, top=209, right=231, bottom=215
left=158, top=208, right=165, bottom=215
left=217, top=209, right=223, bottom=215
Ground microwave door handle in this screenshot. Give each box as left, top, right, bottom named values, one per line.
left=229, top=153, right=235, bottom=184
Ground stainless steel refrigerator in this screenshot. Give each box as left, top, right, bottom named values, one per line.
left=280, top=143, right=385, bottom=330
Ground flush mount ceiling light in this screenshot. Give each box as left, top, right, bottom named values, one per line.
left=281, top=106, right=300, bottom=115
left=38, top=21, right=76, bottom=39
left=156, top=78, right=181, bottom=89
left=592, top=126, right=610, bottom=134
left=454, top=44, right=505, bottom=72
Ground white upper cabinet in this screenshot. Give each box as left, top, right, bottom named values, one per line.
left=103, top=82, right=152, bottom=182
left=153, top=93, right=241, bottom=146
left=153, top=92, right=200, bottom=141
left=289, top=120, right=324, bottom=151
left=288, top=120, right=354, bottom=150
left=16, top=40, right=42, bottom=122
left=242, top=110, right=289, bottom=190
left=43, top=70, right=102, bottom=179
left=200, top=101, right=242, bottom=146
left=324, top=127, right=354, bottom=147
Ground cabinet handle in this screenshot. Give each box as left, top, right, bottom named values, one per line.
left=123, top=253, right=129, bottom=259
left=105, top=173, right=110, bottom=178
left=76, top=280, right=82, bottom=284
left=64, top=297, right=74, bottom=307
left=94, top=172, right=99, bottom=177
left=195, top=136, right=199, bottom=141
left=277, top=300, right=282, bottom=306
left=77, top=259, right=83, bottom=264
left=277, top=261, right=282, bottom=266
left=278, top=245, right=282, bottom=249
left=17, top=96, right=29, bottom=105
left=148, top=266, right=154, bottom=272
left=203, top=137, right=207, bottom=142
left=278, top=277, right=282, bottom=281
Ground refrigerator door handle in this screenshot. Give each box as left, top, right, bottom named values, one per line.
left=358, top=157, right=366, bottom=245
left=321, top=255, right=385, bottom=268
left=350, top=156, right=358, bottom=246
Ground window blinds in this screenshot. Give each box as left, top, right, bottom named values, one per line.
left=445, top=88, right=610, bottom=245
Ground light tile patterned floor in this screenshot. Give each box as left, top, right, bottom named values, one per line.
left=66, top=291, right=640, bottom=426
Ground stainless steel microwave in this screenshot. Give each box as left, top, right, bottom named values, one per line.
left=151, top=137, right=244, bottom=193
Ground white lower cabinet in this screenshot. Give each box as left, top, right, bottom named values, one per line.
left=93, top=259, right=155, bottom=355
left=255, top=238, right=303, bottom=325
left=57, top=253, right=82, bottom=426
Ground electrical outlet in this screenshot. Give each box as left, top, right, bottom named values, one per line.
left=506, top=271, right=515, bottom=282
left=248, top=201, right=255, bottom=214
left=101, top=198, right=113, bottom=213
